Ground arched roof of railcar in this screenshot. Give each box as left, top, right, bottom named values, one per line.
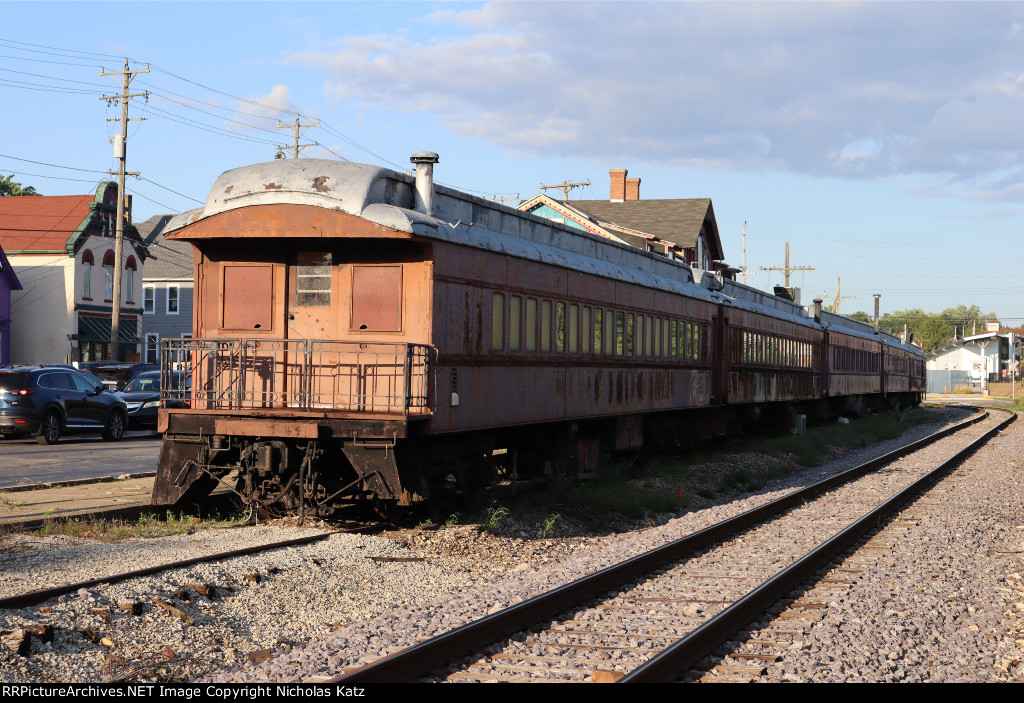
left=165, top=159, right=730, bottom=305
left=167, top=159, right=927, bottom=353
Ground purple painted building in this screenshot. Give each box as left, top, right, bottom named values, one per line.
left=0, top=242, right=23, bottom=365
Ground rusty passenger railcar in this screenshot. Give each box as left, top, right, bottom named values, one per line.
left=153, top=156, right=925, bottom=514
left=153, top=156, right=724, bottom=512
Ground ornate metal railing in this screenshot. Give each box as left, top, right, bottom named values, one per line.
left=159, top=338, right=434, bottom=415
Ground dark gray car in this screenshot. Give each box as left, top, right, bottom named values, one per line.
left=0, top=366, right=128, bottom=444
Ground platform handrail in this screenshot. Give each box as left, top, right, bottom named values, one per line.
left=159, top=338, right=434, bottom=415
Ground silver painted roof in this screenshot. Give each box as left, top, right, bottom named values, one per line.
left=168, top=159, right=923, bottom=358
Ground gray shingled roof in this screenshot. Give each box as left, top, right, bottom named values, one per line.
left=569, top=198, right=723, bottom=260
left=138, top=214, right=193, bottom=280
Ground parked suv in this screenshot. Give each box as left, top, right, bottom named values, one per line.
left=0, top=366, right=128, bottom=444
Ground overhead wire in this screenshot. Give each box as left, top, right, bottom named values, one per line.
left=1, top=36, right=522, bottom=196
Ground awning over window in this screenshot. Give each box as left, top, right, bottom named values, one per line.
left=78, top=315, right=138, bottom=343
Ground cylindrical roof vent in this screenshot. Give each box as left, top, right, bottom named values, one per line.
left=410, top=151, right=439, bottom=215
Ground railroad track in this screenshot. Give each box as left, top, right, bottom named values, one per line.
left=0, top=529, right=340, bottom=610
left=336, top=406, right=1015, bottom=683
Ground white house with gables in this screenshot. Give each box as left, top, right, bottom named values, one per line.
left=0, top=182, right=146, bottom=363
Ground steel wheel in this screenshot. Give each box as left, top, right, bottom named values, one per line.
left=36, top=412, right=61, bottom=445
left=102, top=409, right=125, bottom=442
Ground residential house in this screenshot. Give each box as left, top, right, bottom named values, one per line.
left=138, top=214, right=194, bottom=362
left=0, top=182, right=146, bottom=363
left=518, top=169, right=728, bottom=273
left=0, top=242, right=23, bottom=365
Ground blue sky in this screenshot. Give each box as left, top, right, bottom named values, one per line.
left=2, top=1, right=1023, bottom=322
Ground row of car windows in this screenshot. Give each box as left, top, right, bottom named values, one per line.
left=830, top=346, right=881, bottom=373
left=737, top=330, right=815, bottom=369
left=490, top=293, right=702, bottom=361
left=886, top=355, right=921, bottom=375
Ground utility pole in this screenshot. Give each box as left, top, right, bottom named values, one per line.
left=759, top=242, right=814, bottom=288
left=100, top=59, right=148, bottom=361
left=540, top=179, right=590, bottom=201
left=820, top=277, right=858, bottom=314
left=276, top=115, right=320, bottom=159
left=490, top=193, right=520, bottom=205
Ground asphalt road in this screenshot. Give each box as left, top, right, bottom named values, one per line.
left=0, top=431, right=161, bottom=488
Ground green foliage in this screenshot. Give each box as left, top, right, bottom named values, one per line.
left=849, top=304, right=999, bottom=353
left=0, top=491, right=25, bottom=509
left=445, top=512, right=460, bottom=527
left=543, top=468, right=679, bottom=520
left=716, top=467, right=760, bottom=494
left=482, top=502, right=509, bottom=534
left=0, top=174, right=40, bottom=197
left=536, top=513, right=561, bottom=539
left=37, top=510, right=246, bottom=541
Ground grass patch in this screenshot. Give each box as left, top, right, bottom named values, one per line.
left=36, top=510, right=248, bottom=542
left=536, top=513, right=561, bottom=538
left=481, top=501, right=510, bottom=534
left=473, top=406, right=950, bottom=534
left=540, top=468, right=684, bottom=520
left=0, top=491, right=26, bottom=510
left=738, top=407, right=944, bottom=467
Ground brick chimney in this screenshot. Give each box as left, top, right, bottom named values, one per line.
left=625, top=177, right=640, bottom=201
left=609, top=169, right=627, bottom=201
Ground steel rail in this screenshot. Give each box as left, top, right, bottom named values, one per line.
left=623, top=406, right=1016, bottom=682
left=0, top=529, right=339, bottom=610
left=335, top=407, right=995, bottom=683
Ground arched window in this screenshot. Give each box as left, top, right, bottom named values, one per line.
left=81, top=250, right=95, bottom=299
left=102, top=250, right=115, bottom=301
left=124, top=256, right=137, bottom=303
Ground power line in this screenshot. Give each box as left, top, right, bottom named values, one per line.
left=0, top=170, right=103, bottom=184
left=0, top=153, right=110, bottom=173
left=0, top=37, right=125, bottom=60
left=0, top=37, right=522, bottom=201
left=0, top=66, right=110, bottom=88
left=0, top=78, right=103, bottom=95
left=138, top=177, right=203, bottom=204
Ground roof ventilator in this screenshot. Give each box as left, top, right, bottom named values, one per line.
left=410, top=151, right=439, bottom=216
left=695, top=269, right=724, bottom=291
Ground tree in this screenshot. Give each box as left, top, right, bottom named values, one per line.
left=0, top=174, right=40, bottom=196
left=869, top=305, right=999, bottom=354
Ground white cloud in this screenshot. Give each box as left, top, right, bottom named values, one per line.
left=289, top=1, right=1024, bottom=198
left=228, top=84, right=305, bottom=133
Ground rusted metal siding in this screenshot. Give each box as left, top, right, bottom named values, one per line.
left=826, top=330, right=882, bottom=396
left=426, top=237, right=715, bottom=434
left=727, top=371, right=820, bottom=403
left=164, top=203, right=436, bottom=426
left=178, top=208, right=432, bottom=348
left=725, top=307, right=821, bottom=404
left=883, top=346, right=924, bottom=394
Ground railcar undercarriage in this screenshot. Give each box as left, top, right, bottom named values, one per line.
left=153, top=389, right=921, bottom=520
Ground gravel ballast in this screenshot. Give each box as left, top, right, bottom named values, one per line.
left=1, top=407, right=1021, bottom=683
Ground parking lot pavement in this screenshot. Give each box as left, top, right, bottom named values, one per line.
left=0, top=430, right=161, bottom=488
